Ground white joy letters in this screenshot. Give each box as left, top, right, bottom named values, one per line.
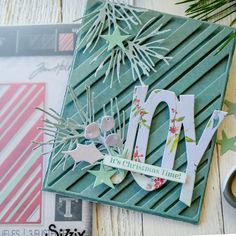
left=109, top=86, right=227, bottom=207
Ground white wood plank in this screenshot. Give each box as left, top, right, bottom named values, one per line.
left=134, top=0, right=188, bottom=17
left=202, top=2, right=236, bottom=234
left=204, top=2, right=236, bottom=235
left=94, top=204, right=143, bottom=236
left=61, top=0, right=135, bottom=23
left=61, top=0, right=87, bottom=23
left=218, top=51, right=236, bottom=234
left=0, top=0, right=61, bottom=24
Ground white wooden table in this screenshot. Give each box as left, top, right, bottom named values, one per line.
left=1, top=0, right=235, bottom=235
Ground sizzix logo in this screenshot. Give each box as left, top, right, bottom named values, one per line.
left=45, top=224, right=86, bottom=236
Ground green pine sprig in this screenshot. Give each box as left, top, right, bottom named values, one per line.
left=176, top=0, right=236, bottom=52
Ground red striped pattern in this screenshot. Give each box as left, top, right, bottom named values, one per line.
left=0, top=83, right=45, bottom=224
left=0, top=85, right=19, bottom=110
left=58, top=33, right=74, bottom=52
left=0, top=170, right=42, bottom=221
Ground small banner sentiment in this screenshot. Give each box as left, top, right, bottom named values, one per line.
left=103, top=155, right=187, bottom=184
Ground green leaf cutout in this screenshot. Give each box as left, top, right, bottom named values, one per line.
left=185, top=136, right=195, bottom=143
left=166, top=135, right=175, bottom=146
left=175, top=116, right=185, bottom=122
left=207, top=120, right=212, bottom=128
left=134, top=110, right=140, bottom=116
left=170, top=136, right=179, bottom=153
left=142, top=123, right=150, bottom=129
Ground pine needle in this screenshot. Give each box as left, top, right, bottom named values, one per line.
left=176, top=0, right=236, bottom=52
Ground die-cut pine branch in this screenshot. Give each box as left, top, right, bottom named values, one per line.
left=33, top=86, right=126, bottom=171
left=33, top=87, right=95, bottom=170
left=93, top=18, right=172, bottom=87
left=75, top=0, right=145, bottom=53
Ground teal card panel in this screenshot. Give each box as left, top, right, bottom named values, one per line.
left=43, top=0, right=235, bottom=224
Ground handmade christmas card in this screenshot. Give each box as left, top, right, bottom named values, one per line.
left=41, top=0, right=235, bottom=224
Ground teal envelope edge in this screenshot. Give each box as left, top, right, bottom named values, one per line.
left=43, top=0, right=236, bottom=224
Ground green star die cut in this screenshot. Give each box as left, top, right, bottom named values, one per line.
left=88, top=163, right=117, bottom=188
left=224, top=100, right=236, bottom=119
left=217, top=130, right=236, bottom=156
left=101, top=27, right=130, bottom=51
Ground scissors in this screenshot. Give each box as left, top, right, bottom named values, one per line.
left=223, top=166, right=236, bottom=208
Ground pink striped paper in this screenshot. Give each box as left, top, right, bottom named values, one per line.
left=0, top=83, right=45, bottom=224
left=58, top=33, right=74, bottom=52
